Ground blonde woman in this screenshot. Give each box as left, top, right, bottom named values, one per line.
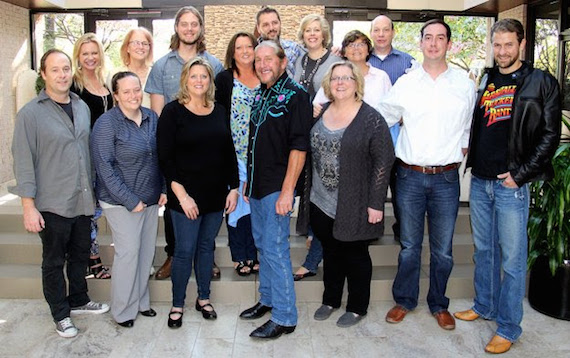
left=157, top=58, right=239, bottom=327
left=116, top=27, right=153, bottom=108
left=72, top=32, right=113, bottom=279
left=294, top=14, right=341, bottom=99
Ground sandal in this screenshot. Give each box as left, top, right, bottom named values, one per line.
left=234, top=261, right=251, bottom=276
left=248, top=259, right=260, bottom=274
left=211, top=262, right=221, bottom=279
left=168, top=309, right=183, bottom=328
left=87, top=257, right=111, bottom=279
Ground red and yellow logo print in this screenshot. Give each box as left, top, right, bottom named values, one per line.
left=479, top=83, right=516, bottom=127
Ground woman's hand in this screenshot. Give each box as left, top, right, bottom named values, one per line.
left=180, top=195, right=199, bottom=220
left=367, top=207, right=384, bottom=224
left=158, top=193, right=168, bottom=207
left=313, top=103, right=323, bottom=118
left=225, top=189, right=239, bottom=215
left=132, top=201, right=146, bottom=213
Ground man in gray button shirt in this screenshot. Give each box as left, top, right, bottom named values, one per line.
left=10, top=49, right=109, bottom=338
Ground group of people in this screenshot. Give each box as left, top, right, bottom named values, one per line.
left=10, top=4, right=561, bottom=355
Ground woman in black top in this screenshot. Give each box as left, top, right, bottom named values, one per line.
left=157, top=57, right=239, bottom=327
left=71, top=32, right=113, bottom=279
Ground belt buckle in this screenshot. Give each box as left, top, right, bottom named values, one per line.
left=422, top=166, right=435, bottom=174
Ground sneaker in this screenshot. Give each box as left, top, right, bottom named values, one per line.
left=71, top=301, right=110, bottom=315
left=55, top=317, right=78, bottom=338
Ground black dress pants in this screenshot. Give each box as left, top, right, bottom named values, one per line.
left=309, top=203, right=372, bottom=315
left=39, top=212, right=91, bottom=321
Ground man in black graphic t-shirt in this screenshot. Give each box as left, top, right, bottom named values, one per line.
left=455, top=19, right=561, bottom=354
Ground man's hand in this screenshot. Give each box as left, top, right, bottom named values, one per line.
left=367, top=207, right=384, bottom=225
left=275, top=190, right=294, bottom=216
left=497, top=171, right=519, bottom=188
left=22, top=199, right=45, bottom=233
left=158, top=193, right=168, bottom=207
left=313, top=103, right=323, bottom=118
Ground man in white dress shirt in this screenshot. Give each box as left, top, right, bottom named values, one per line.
left=378, top=19, right=476, bottom=330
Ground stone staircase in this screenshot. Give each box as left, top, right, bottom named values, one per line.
left=0, top=194, right=475, bottom=304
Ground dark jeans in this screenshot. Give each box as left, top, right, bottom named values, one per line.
left=310, top=204, right=372, bottom=316
left=39, top=212, right=91, bottom=321
left=227, top=214, right=257, bottom=263
left=163, top=204, right=175, bottom=257
left=170, top=209, right=223, bottom=307
left=392, top=165, right=459, bottom=313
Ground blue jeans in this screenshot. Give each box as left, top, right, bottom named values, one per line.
left=392, top=165, right=459, bottom=313
left=301, top=226, right=322, bottom=273
left=470, top=176, right=529, bottom=342
left=250, top=191, right=297, bottom=326
left=170, top=209, right=223, bottom=308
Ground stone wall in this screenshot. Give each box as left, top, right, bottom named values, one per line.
left=0, top=2, right=30, bottom=195
left=204, top=5, right=324, bottom=63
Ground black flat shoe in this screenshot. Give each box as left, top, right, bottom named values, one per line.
left=167, top=310, right=183, bottom=328
left=140, top=308, right=157, bottom=317
left=117, top=319, right=134, bottom=328
left=195, top=299, right=217, bottom=320
left=250, top=320, right=295, bottom=339
left=293, top=271, right=316, bottom=281
left=239, top=302, right=272, bottom=320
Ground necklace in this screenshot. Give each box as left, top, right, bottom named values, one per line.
left=299, top=50, right=328, bottom=95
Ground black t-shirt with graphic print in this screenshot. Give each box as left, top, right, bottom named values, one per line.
left=471, top=63, right=526, bottom=179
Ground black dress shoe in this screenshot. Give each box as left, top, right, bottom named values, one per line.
left=117, top=319, right=134, bottom=328
left=195, top=299, right=217, bottom=320
left=140, top=308, right=157, bottom=317
left=250, top=320, right=295, bottom=339
left=293, top=271, right=316, bottom=281
left=239, top=302, right=272, bottom=320
left=167, top=310, right=183, bottom=329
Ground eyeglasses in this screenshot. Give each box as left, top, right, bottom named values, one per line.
left=346, top=42, right=367, bottom=49
left=129, top=40, right=151, bottom=48
left=330, top=76, right=356, bottom=83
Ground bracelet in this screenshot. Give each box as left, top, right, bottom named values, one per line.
left=180, top=195, right=189, bottom=204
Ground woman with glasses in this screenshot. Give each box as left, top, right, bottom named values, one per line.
left=300, top=61, right=394, bottom=327
left=314, top=30, right=392, bottom=115
left=116, top=27, right=154, bottom=108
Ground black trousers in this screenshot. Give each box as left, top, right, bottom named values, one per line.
left=309, top=204, right=372, bottom=315
left=39, top=212, right=91, bottom=321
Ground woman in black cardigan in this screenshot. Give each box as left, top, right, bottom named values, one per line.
left=303, top=61, right=394, bottom=327
left=214, top=32, right=260, bottom=276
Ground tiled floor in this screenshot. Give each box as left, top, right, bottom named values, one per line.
left=0, top=298, right=568, bottom=357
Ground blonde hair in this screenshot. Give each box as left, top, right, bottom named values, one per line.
left=321, top=61, right=365, bottom=102
left=177, top=57, right=215, bottom=107
left=72, top=32, right=106, bottom=92
left=120, top=27, right=153, bottom=67
left=297, top=14, right=331, bottom=49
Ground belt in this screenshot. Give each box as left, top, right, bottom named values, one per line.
left=398, top=160, right=460, bottom=175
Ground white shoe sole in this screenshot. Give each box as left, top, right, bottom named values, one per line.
left=71, top=306, right=110, bottom=315
left=56, top=328, right=78, bottom=338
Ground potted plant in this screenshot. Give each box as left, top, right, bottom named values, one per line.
left=527, top=113, right=570, bottom=320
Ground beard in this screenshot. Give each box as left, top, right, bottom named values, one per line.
left=495, top=55, right=518, bottom=69
left=180, top=37, right=199, bottom=46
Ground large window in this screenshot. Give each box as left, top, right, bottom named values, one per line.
left=33, top=13, right=84, bottom=68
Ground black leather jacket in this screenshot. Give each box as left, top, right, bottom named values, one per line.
left=466, top=62, right=561, bottom=186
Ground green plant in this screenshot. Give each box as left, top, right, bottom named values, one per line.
left=528, top=113, right=570, bottom=275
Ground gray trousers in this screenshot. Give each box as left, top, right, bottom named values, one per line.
left=104, top=204, right=158, bottom=323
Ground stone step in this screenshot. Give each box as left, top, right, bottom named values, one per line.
left=0, top=232, right=475, bottom=267
left=0, top=204, right=473, bottom=235
left=0, top=263, right=474, bottom=303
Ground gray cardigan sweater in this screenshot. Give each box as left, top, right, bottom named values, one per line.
left=297, top=102, right=395, bottom=241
